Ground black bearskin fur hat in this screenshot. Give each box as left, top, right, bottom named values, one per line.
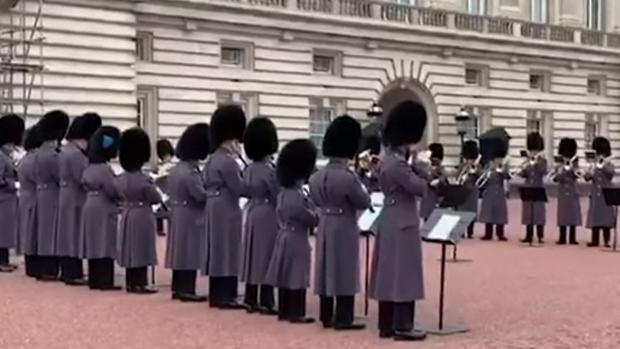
left=23, top=125, right=43, bottom=151
left=558, top=138, right=577, bottom=158
left=322, top=115, right=362, bottom=159
left=480, top=138, right=508, bottom=162
left=79, top=113, right=103, bottom=141
left=0, top=113, right=25, bottom=146
left=210, top=104, right=246, bottom=149
left=120, top=128, right=151, bottom=172
left=65, top=116, right=83, bottom=141
left=276, top=139, right=317, bottom=189
left=39, top=110, right=69, bottom=142
left=87, top=126, right=121, bottom=164
left=176, top=123, right=210, bottom=161
left=592, top=136, right=611, bottom=157
left=429, top=143, right=444, bottom=161
left=383, top=101, right=427, bottom=147
left=359, top=135, right=381, bottom=155
left=243, top=117, right=278, bottom=161
left=462, top=140, right=479, bottom=160
left=156, top=139, right=174, bottom=161
left=526, top=132, right=544, bottom=151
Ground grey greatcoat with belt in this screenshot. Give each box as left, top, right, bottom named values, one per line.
left=0, top=146, right=18, bottom=249
left=457, top=163, right=480, bottom=215
left=164, top=161, right=207, bottom=270
left=240, top=160, right=279, bottom=285
left=585, top=162, right=616, bottom=228
left=553, top=167, right=582, bottom=227
left=79, top=163, right=122, bottom=259
left=56, top=143, right=88, bottom=258
left=419, top=165, right=444, bottom=220
left=518, top=158, right=548, bottom=225
left=202, top=148, right=245, bottom=277
left=478, top=169, right=510, bottom=225
left=370, top=149, right=426, bottom=302
left=264, top=187, right=319, bottom=290
left=34, top=143, right=61, bottom=256
left=17, top=150, right=38, bottom=255
left=117, top=171, right=161, bottom=268
left=309, top=160, right=371, bottom=296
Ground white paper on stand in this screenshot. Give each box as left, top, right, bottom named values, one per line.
left=427, top=214, right=460, bottom=241
left=358, top=192, right=385, bottom=231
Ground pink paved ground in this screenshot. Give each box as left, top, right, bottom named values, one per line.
left=2, top=198, right=620, bottom=349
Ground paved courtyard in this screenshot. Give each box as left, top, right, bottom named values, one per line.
left=2, top=198, right=620, bottom=349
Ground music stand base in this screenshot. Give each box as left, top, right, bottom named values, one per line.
left=426, top=325, right=470, bottom=336
left=439, top=258, right=473, bottom=263
left=600, top=249, right=620, bottom=253
left=519, top=244, right=544, bottom=248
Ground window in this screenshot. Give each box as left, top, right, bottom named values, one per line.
left=135, top=31, right=153, bottom=62
left=464, top=106, right=491, bottom=139
left=216, top=91, right=257, bottom=119
left=527, top=110, right=553, bottom=159
left=464, top=65, right=487, bottom=87
left=530, top=0, right=548, bottom=22
left=529, top=71, right=550, bottom=92
left=137, top=86, right=159, bottom=167
left=312, top=50, right=341, bottom=76
left=220, top=41, right=253, bottom=69
left=526, top=110, right=543, bottom=134
left=309, top=98, right=344, bottom=157
left=394, top=0, right=416, bottom=5
left=587, top=0, right=604, bottom=30
left=585, top=114, right=600, bottom=146
left=587, top=77, right=604, bottom=96
left=467, top=0, right=489, bottom=15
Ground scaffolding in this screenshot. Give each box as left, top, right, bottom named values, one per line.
left=0, top=0, right=44, bottom=118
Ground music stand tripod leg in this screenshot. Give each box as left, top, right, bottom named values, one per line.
left=364, top=233, right=370, bottom=316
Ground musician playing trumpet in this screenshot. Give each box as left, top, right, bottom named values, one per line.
left=584, top=137, right=615, bottom=248
left=478, top=139, right=510, bottom=241
left=518, top=133, right=548, bottom=244
left=550, top=138, right=582, bottom=245
left=456, top=141, right=482, bottom=238
left=355, top=135, right=381, bottom=193
left=419, top=143, right=448, bottom=222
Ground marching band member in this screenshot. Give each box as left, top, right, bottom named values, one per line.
left=585, top=137, right=615, bottom=248
left=264, top=139, right=319, bottom=324
left=18, top=125, right=42, bottom=277
left=552, top=138, right=581, bottom=245
left=35, top=111, right=69, bottom=281
left=370, top=101, right=427, bottom=341
left=519, top=132, right=548, bottom=244
left=240, top=117, right=280, bottom=314
left=0, top=114, right=25, bottom=273
left=203, top=105, right=247, bottom=309
left=457, top=140, right=481, bottom=238
left=478, top=139, right=510, bottom=241
left=117, top=128, right=161, bottom=294
left=57, top=113, right=101, bottom=286
left=164, top=123, right=209, bottom=302
left=80, top=126, right=123, bottom=291
left=356, top=135, right=381, bottom=193
left=155, top=139, right=174, bottom=237
left=309, top=115, right=371, bottom=330
left=419, top=143, right=446, bottom=222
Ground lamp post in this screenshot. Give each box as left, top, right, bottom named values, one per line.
left=454, top=107, right=472, bottom=164
left=366, top=101, right=383, bottom=119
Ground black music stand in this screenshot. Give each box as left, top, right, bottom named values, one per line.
left=518, top=186, right=548, bottom=248
left=422, top=209, right=476, bottom=336
left=602, top=187, right=620, bottom=253
left=358, top=194, right=383, bottom=316
left=438, top=185, right=472, bottom=263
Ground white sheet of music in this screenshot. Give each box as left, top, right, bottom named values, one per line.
left=427, top=214, right=460, bottom=241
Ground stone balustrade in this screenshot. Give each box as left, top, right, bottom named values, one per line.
left=220, top=0, right=620, bottom=50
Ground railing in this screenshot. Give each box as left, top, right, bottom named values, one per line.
left=582, top=30, right=605, bottom=46
left=338, top=0, right=371, bottom=18
left=521, top=22, right=547, bottom=39
left=455, top=13, right=484, bottom=32
left=297, top=0, right=332, bottom=13
left=549, top=26, right=574, bottom=43
left=608, top=34, right=620, bottom=48
left=488, top=18, right=513, bottom=35
left=419, top=8, right=446, bottom=27
left=247, top=0, right=287, bottom=7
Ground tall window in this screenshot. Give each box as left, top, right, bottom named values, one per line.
left=585, top=114, right=600, bottom=146
left=137, top=86, right=159, bottom=166
left=309, top=98, right=344, bottom=158
left=467, top=0, right=488, bottom=15
left=530, top=0, right=548, bottom=23
left=135, top=31, right=153, bottom=62
left=464, top=106, right=491, bottom=139
left=527, top=110, right=553, bottom=159
left=394, top=0, right=416, bottom=5
left=587, top=0, right=604, bottom=30
left=216, top=91, right=257, bottom=119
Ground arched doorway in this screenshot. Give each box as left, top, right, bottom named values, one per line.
left=378, top=79, right=438, bottom=145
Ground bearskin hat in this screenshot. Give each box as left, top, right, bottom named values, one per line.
left=120, top=128, right=151, bottom=172
left=38, top=110, right=69, bottom=142
left=383, top=101, right=427, bottom=147
left=176, top=123, right=210, bottom=161
left=243, top=117, right=278, bottom=161
left=592, top=136, right=611, bottom=157
left=480, top=138, right=508, bottom=163
left=359, top=135, right=381, bottom=155
left=87, top=126, right=120, bottom=164
left=276, top=139, right=317, bottom=188
left=79, top=112, right=103, bottom=140
left=210, top=105, right=246, bottom=150
left=23, top=125, right=43, bottom=151
left=156, top=139, right=174, bottom=161
left=526, top=132, right=544, bottom=151
left=429, top=143, right=444, bottom=161
left=558, top=138, right=577, bottom=158
left=462, top=140, right=479, bottom=160
left=322, top=115, right=362, bottom=159
left=0, top=113, right=25, bottom=146
left=65, top=116, right=83, bottom=141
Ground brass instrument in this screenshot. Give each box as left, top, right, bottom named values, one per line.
left=456, top=155, right=481, bottom=185
left=357, top=149, right=380, bottom=171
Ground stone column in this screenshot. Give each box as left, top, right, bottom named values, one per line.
left=559, top=0, right=584, bottom=27
left=426, top=0, right=461, bottom=11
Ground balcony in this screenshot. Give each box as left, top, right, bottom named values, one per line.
left=211, top=0, right=620, bottom=50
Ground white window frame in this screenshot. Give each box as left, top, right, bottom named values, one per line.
left=530, top=0, right=548, bottom=23
left=587, top=76, right=605, bottom=96
left=216, top=91, right=258, bottom=119
left=467, top=0, right=488, bottom=15
left=312, top=49, right=342, bottom=76
left=137, top=86, right=159, bottom=168
left=135, top=31, right=153, bottom=62
left=529, top=70, right=550, bottom=92
left=220, top=40, right=254, bottom=70
left=587, top=0, right=604, bottom=31
left=309, top=97, right=345, bottom=161
left=464, top=64, right=488, bottom=87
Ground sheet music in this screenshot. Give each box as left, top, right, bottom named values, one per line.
left=358, top=192, right=385, bottom=231
left=427, top=214, right=460, bottom=241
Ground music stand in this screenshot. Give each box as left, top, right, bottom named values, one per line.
left=438, top=185, right=472, bottom=263
left=357, top=192, right=384, bottom=316
left=602, top=187, right=620, bottom=253
left=518, top=186, right=548, bottom=248
left=422, top=209, right=476, bottom=336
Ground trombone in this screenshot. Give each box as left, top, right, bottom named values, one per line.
left=456, top=155, right=480, bottom=185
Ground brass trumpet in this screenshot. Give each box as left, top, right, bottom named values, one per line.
left=357, top=149, right=380, bottom=171
left=456, top=155, right=481, bottom=185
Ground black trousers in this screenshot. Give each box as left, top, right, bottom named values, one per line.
left=60, top=257, right=84, bottom=282
left=24, top=254, right=39, bottom=277
left=484, top=224, right=505, bottom=239
left=156, top=218, right=165, bottom=233
left=319, top=295, right=355, bottom=326
left=558, top=226, right=577, bottom=243
left=466, top=222, right=475, bottom=238
left=171, top=270, right=197, bottom=295
left=0, top=248, right=8, bottom=265
left=277, top=289, right=307, bottom=320
left=209, top=276, right=239, bottom=306
left=591, top=227, right=611, bottom=246
left=126, top=267, right=148, bottom=288
left=244, top=284, right=275, bottom=309
left=88, top=258, right=115, bottom=289
left=39, top=255, right=60, bottom=279
left=524, top=225, right=544, bottom=241
left=378, top=301, right=416, bottom=333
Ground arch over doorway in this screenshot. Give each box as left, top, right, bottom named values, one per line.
left=378, top=79, right=438, bottom=145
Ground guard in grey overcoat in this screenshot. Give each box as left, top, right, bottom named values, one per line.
left=117, top=128, right=161, bottom=294
left=240, top=117, right=280, bottom=314
left=518, top=132, right=548, bottom=244
left=585, top=137, right=616, bottom=248
left=309, top=115, right=371, bottom=330
left=419, top=143, right=447, bottom=221
left=264, top=139, right=318, bottom=324
left=164, top=123, right=209, bottom=302
left=456, top=140, right=481, bottom=238
left=80, top=126, right=123, bottom=291
left=56, top=113, right=101, bottom=285
left=553, top=138, right=582, bottom=245
left=478, top=139, right=510, bottom=241
left=369, top=101, right=428, bottom=342
left=0, top=114, right=25, bottom=273
left=34, top=110, right=69, bottom=281
left=355, top=135, right=381, bottom=193
left=203, top=105, right=247, bottom=309
left=155, top=138, right=174, bottom=237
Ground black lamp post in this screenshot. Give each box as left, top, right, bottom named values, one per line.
left=454, top=107, right=472, bottom=164
left=366, top=102, right=383, bottom=119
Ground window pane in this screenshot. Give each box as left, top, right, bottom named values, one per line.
left=313, top=55, right=333, bottom=73
left=587, top=79, right=601, bottom=95
left=465, top=69, right=480, bottom=85
left=309, top=105, right=334, bottom=156
left=222, top=47, right=243, bottom=66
